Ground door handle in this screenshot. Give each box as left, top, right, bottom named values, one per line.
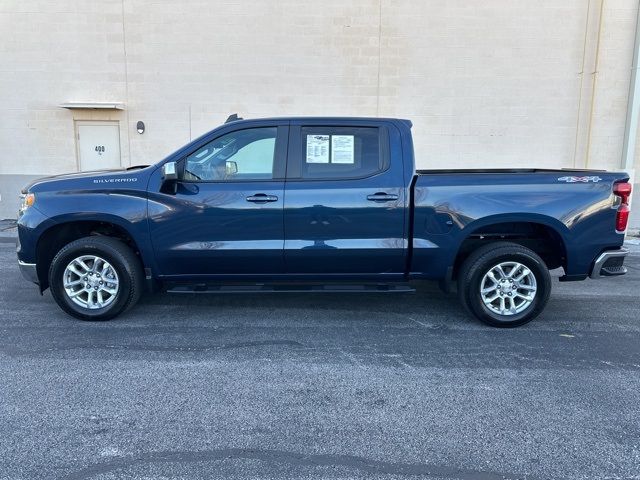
left=367, top=192, right=399, bottom=202
left=246, top=193, right=279, bottom=203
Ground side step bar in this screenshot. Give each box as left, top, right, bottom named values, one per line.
left=167, top=283, right=416, bottom=294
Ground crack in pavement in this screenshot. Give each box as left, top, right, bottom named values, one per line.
left=61, top=448, right=547, bottom=480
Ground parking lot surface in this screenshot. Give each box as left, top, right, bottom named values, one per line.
left=1, top=242, right=639, bottom=479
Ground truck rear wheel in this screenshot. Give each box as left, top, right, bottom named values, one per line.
left=457, top=242, right=551, bottom=327
left=49, top=236, right=144, bottom=321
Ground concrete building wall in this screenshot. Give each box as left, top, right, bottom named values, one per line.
left=0, top=0, right=639, bottom=226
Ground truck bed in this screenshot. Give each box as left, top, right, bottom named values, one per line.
left=410, top=168, right=629, bottom=281
left=416, top=168, right=606, bottom=175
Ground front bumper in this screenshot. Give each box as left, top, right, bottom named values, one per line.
left=18, top=260, right=39, bottom=284
left=589, top=247, right=628, bottom=279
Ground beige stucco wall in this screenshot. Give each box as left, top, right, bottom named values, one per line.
left=0, top=0, right=639, bottom=224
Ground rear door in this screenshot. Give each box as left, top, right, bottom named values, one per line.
left=283, top=120, right=407, bottom=277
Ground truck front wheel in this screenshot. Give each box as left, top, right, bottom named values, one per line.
left=49, top=236, right=144, bottom=321
left=457, top=242, right=551, bottom=327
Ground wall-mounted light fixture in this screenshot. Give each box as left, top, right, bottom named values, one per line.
left=136, top=121, right=145, bottom=134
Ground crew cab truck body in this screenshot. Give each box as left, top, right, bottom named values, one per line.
left=16, top=117, right=632, bottom=327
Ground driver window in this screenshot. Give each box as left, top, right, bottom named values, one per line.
left=183, top=127, right=277, bottom=181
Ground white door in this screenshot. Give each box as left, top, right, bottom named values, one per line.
left=76, top=121, right=121, bottom=171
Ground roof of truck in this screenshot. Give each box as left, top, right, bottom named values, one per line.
left=222, top=115, right=413, bottom=128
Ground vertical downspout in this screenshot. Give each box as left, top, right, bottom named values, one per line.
left=584, top=0, right=605, bottom=169
left=572, top=0, right=592, bottom=169
left=622, top=4, right=640, bottom=172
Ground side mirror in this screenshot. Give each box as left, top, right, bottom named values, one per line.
left=226, top=161, right=238, bottom=176
left=162, top=162, right=178, bottom=181
left=161, top=161, right=178, bottom=194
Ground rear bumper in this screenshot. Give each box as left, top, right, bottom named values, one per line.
left=18, top=260, right=39, bottom=284
left=589, top=248, right=628, bottom=279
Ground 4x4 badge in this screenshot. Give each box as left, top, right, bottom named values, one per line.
left=558, top=176, right=602, bottom=183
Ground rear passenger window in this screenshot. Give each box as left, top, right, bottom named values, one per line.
left=301, top=127, right=385, bottom=179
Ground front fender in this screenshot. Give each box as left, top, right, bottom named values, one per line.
left=27, top=190, right=155, bottom=277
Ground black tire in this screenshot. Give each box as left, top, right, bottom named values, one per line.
left=457, top=242, right=551, bottom=328
left=49, top=236, right=144, bottom=321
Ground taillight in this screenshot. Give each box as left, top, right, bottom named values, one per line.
left=614, top=181, right=632, bottom=233
left=616, top=204, right=630, bottom=232
left=614, top=182, right=632, bottom=204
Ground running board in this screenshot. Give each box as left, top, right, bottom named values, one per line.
left=166, top=283, right=416, bottom=294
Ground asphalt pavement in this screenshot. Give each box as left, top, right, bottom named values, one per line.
left=1, top=241, right=639, bottom=480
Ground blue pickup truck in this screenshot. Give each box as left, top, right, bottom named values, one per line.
left=16, top=116, right=632, bottom=327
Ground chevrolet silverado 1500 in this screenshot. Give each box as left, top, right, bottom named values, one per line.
left=16, top=117, right=632, bottom=327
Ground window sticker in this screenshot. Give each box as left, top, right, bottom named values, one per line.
left=331, top=135, right=354, bottom=164
left=306, top=135, right=330, bottom=163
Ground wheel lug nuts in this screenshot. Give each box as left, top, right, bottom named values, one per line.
left=94, top=286, right=98, bottom=290
left=99, top=281, right=103, bottom=285
left=83, top=277, right=87, bottom=281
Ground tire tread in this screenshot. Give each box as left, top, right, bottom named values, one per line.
left=48, top=236, right=144, bottom=321
left=457, top=241, right=551, bottom=327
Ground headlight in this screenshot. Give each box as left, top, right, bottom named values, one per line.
left=19, top=193, right=35, bottom=214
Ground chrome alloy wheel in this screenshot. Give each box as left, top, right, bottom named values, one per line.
left=62, top=255, right=119, bottom=310
left=480, top=261, right=537, bottom=316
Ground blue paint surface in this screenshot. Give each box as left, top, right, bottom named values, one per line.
left=17, top=117, right=629, bottom=285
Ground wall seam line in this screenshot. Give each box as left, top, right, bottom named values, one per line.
left=375, top=0, right=382, bottom=117
left=121, top=0, right=131, bottom=166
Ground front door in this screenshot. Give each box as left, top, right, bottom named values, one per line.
left=283, top=122, right=407, bottom=277
left=148, top=125, right=288, bottom=277
left=76, top=121, right=121, bottom=171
